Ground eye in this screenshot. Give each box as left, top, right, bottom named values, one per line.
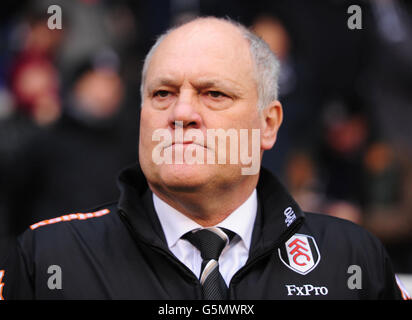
left=207, top=91, right=227, bottom=98
left=153, top=90, right=171, bottom=98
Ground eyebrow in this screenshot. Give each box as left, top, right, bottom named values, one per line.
left=146, top=77, right=179, bottom=94
left=193, top=77, right=244, bottom=95
left=146, top=76, right=244, bottom=97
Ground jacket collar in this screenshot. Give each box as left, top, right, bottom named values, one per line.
left=117, top=164, right=305, bottom=254
left=117, top=162, right=167, bottom=248
left=251, top=166, right=305, bottom=258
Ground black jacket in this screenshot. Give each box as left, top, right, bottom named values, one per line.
left=0, top=164, right=406, bottom=299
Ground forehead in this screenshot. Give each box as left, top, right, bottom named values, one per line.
left=145, top=20, right=255, bottom=88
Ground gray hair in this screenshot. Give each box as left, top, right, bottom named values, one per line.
left=140, top=17, right=280, bottom=111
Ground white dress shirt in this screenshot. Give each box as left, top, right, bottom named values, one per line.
left=153, top=189, right=257, bottom=286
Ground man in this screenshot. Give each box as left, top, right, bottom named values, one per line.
left=0, top=17, right=409, bottom=300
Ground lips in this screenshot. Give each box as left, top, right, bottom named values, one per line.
left=169, top=141, right=208, bottom=149
left=172, top=141, right=195, bottom=145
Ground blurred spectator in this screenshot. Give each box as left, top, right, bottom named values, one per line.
left=319, top=95, right=370, bottom=207
left=1, top=1, right=143, bottom=262
left=251, top=15, right=296, bottom=97
left=5, top=51, right=139, bottom=236
left=9, top=9, right=64, bottom=126
left=363, top=142, right=402, bottom=209
left=362, top=141, right=412, bottom=272
left=250, top=14, right=309, bottom=178
left=284, top=150, right=325, bottom=214
left=356, top=0, right=412, bottom=272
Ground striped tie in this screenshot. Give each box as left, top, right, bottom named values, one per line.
left=183, top=227, right=235, bottom=300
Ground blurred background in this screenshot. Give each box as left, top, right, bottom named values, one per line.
left=0, top=0, right=411, bottom=282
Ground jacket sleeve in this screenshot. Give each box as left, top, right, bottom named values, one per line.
left=0, top=233, right=35, bottom=300
left=344, top=219, right=409, bottom=300
left=367, top=230, right=409, bottom=300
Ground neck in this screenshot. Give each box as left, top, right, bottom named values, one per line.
left=149, top=177, right=258, bottom=227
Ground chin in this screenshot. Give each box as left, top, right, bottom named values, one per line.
left=159, top=163, right=245, bottom=193
left=159, top=164, right=212, bottom=189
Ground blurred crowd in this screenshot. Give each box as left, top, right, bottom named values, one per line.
left=1, top=0, right=411, bottom=273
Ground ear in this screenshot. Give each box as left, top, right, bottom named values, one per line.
left=260, top=100, right=283, bottom=151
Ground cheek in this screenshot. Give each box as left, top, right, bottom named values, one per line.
left=140, top=107, right=151, bottom=131
left=228, top=111, right=261, bottom=131
left=140, top=106, right=168, bottom=132
left=139, top=108, right=158, bottom=154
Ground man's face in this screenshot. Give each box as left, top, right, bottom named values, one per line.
left=139, top=21, right=266, bottom=196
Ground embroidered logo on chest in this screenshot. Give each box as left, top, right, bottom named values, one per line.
left=278, top=233, right=321, bottom=275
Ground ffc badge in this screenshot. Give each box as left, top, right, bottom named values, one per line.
left=278, top=234, right=321, bottom=275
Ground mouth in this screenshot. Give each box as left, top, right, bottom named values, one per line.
left=168, top=141, right=208, bottom=149
left=172, top=141, right=195, bottom=145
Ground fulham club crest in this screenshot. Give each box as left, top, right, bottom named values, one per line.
left=278, top=234, right=321, bottom=275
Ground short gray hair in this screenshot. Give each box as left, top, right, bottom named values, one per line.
left=140, top=17, right=280, bottom=111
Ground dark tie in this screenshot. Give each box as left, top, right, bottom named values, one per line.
left=183, top=227, right=235, bottom=300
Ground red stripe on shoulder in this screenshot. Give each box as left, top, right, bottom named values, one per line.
left=29, top=209, right=110, bottom=230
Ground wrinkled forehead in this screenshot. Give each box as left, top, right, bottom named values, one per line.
left=145, top=20, right=255, bottom=86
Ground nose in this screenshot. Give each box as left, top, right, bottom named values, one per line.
left=168, top=89, right=202, bottom=130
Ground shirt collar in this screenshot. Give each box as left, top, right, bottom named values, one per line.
left=153, top=189, right=257, bottom=251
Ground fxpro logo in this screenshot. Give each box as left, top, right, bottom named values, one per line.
left=285, top=284, right=328, bottom=297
